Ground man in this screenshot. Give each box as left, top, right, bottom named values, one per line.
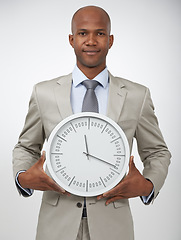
left=13, top=5, right=171, bottom=240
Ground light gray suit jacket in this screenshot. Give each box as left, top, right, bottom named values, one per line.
left=13, top=72, right=171, bottom=240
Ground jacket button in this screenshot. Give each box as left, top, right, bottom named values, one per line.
left=77, top=202, right=82, bottom=208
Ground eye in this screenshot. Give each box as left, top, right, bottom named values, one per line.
left=78, top=32, right=87, bottom=36
left=97, top=32, right=105, bottom=36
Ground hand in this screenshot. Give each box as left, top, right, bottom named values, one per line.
left=18, top=151, right=68, bottom=195
left=83, top=152, right=115, bottom=168
left=84, top=135, right=89, bottom=160
left=97, top=156, right=153, bottom=205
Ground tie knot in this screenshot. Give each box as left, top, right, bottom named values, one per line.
left=82, top=80, right=99, bottom=90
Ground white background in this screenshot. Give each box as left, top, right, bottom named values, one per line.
left=1, top=0, right=180, bottom=239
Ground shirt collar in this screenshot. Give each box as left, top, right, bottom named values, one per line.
left=72, top=65, right=109, bottom=89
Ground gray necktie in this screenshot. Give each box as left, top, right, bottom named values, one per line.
left=82, top=80, right=99, bottom=113
left=81, top=80, right=99, bottom=218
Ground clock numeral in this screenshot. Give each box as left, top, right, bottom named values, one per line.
left=100, top=177, right=106, bottom=187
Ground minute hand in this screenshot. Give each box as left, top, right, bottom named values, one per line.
left=83, top=152, right=115, bottom=168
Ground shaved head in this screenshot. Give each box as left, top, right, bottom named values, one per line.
left=71, top=6, right=111, bottom=34
left=69, top=5, right=113, bottom=79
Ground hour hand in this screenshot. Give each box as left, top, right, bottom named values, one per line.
left=83, top=152, right=115, bottom=168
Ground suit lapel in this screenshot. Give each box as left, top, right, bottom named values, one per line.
left=107, top=73, right=127, bottom=123
left=54, top=72, right=127, bottom=123
left=54, top=73, right=73, bottom=119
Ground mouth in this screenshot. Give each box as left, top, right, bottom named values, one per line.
left=83, top=50, right=100, bottom=56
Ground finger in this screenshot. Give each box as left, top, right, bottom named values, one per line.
left=48, top=183, right=66, bottom=194
left=103, top=182, right=123, bottom=198
left=46, top=176, right=66, bottom=194
left=105, top=196, right=124, bottom=205
left=65, top=191, right=71, bottom=196
left=97, top=194, right=104, bottom=200
left=47, top=180, right=65, bottom=193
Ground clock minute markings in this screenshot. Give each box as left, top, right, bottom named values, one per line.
left=101, top=123, right=108, bottom=133
left=100, top=177, right=106, bottom=187
left=86, top=180, right=88, bottom=192
left=110, top=137, right=121, bottom=143
left=56, top=166, right=66, bottom=173
left=70, top=122, right=76, bottom=133
left=57, top=135, right=67, bottom=142
left=110, top=167, right=120, bottom=175
left=114, top=154, right=125, bottom=157
left=51, top=152, right=63, bottom=155
left=88, top=118, right=90, bottom=130
left=68, top=176, right=75, bottom=186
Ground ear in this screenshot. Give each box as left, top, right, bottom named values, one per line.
left=109, top=35, right=114, bottom=49
left=69, top=34, right=74, bottom=48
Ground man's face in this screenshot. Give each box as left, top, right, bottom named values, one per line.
left=69, top=8, right=113, bottom=72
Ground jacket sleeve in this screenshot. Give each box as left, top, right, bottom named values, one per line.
left=135, top=88, right=171, bottom=201
left=12, top=85, right=45, bottom=179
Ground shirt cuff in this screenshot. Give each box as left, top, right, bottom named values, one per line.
left=15, top=170, right=34, bottom=197
left=141, top=187, right=154, bottom=204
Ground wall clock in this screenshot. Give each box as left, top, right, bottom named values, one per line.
left=46, top=112, right=129, bottom=197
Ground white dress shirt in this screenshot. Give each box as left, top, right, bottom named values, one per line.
left=71, top=65, right=109, bottom=115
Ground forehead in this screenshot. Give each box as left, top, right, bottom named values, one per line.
left=72, top=9, right=110, bottom=31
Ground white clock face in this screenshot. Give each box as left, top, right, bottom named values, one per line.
left=46, top=112, right=129, bottom=197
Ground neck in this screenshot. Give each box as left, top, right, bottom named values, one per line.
left=77, top=63, right=106, bottom=79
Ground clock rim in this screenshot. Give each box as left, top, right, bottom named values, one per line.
left=46, top=112, right=130, bottom=197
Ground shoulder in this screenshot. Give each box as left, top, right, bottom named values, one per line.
left=109, top=73, right=149, bottom=97
left=34, top=73, right=72, bottom=91
left=29, top=73, right=72, bottom=104
left=115, top=75, right=147, bottom=91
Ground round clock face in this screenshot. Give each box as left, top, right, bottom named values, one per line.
left=46, top=112, right=130, bottom=197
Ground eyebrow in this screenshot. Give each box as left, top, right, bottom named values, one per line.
left=96, top=29, right=106, bottom=31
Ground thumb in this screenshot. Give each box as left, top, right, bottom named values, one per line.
left=128, top=156, right=135, bottom=173
left=38, top=151, right=46, bottom=166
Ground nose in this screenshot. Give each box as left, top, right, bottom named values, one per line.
left=85, top=33, right=97, bottom=46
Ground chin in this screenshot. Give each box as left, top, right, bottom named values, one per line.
left=82, top=61, right=104, bottom=69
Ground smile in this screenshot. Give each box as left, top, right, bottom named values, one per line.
left=83, top=50, right=100, bottom=55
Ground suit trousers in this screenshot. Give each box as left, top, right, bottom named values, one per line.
left=76, top=218, right=90, bottom=240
